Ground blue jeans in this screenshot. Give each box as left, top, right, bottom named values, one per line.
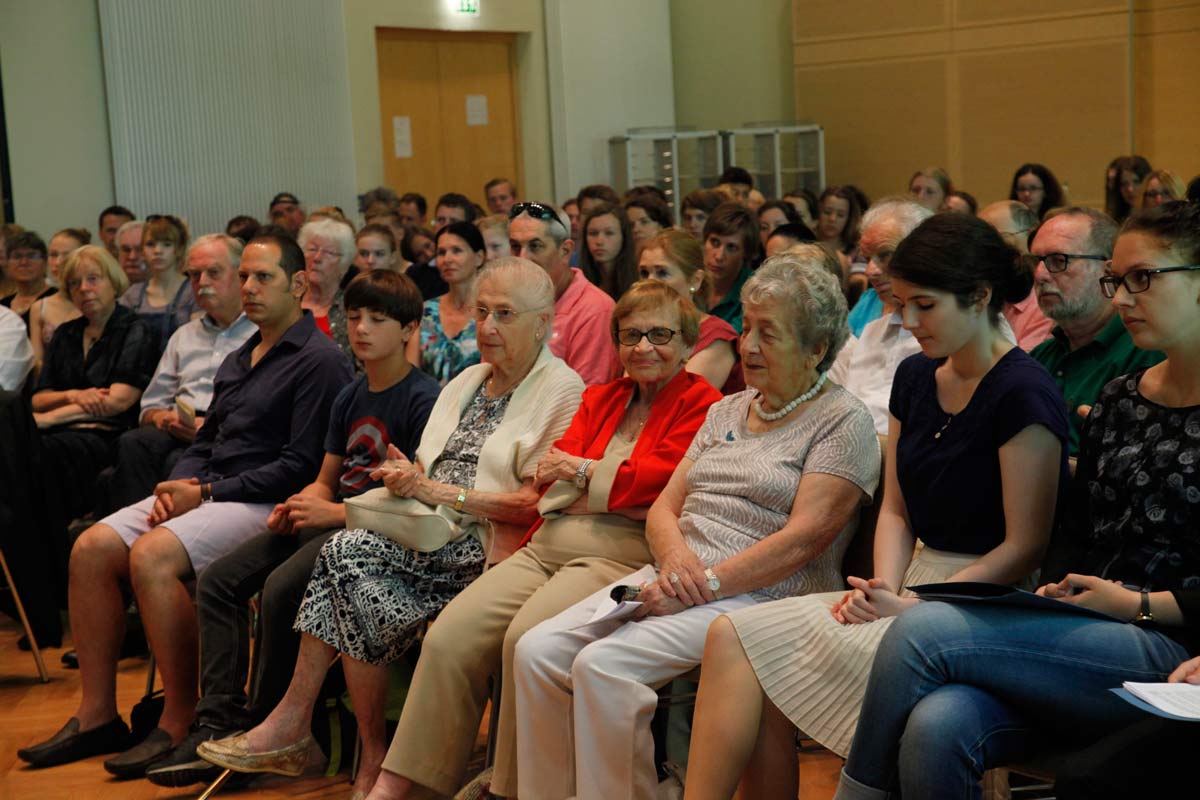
left=834, top=601, right=1189, bottom=800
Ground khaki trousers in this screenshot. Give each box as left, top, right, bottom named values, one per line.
left=382, top=513, right=653, bottom=798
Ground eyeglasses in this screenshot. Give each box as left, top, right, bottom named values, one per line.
left=8, top=250, right=45, bottom=262
left=1099, top=265, right=1200, bottom=298
left=509, top=202, right=567, bottom=235
left=1144, top=190, right=1171, bottom=200
left=303, top=244, right=342, bottom=260
left=1025, top=252, right=1108, bottom=274
left=616, top=327, right=680, bottom=347
left=472, top=305, right=544, bottom=325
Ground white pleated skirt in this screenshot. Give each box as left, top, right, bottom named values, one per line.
left=726, top=543, right=979, bottom=757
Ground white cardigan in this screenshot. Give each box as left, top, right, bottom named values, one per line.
left=415, top=345, right=584, bottom=555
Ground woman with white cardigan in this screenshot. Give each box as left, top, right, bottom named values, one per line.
left=196, top=257, right=583, bottom=797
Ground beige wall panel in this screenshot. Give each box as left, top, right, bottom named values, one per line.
left=957, top=43, right=1128, bottom=209
left=795, top=59, right=949, bottom=200
left=951, top=13, right=1127, bottom=50
left=955, top=0, right=1125, bottom=26
left=1134, top=28, right=1200, bottom=179
left=793, top=0, right=947, bottom=40
left=793, top=32, right=953, bottom=67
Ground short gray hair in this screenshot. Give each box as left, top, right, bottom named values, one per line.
left=860, top=196, right=933, bottom=238
left=298, top=217, right=356, bottom=271
left=1043, top=206, right=1119, bottom=257
left=478, top=255, right=556, bottom=334
left=116, top=219, right=144, bottom=242
left=742, top=248, right=849, bottom=373
left=188, top=233, right=244, bottom=268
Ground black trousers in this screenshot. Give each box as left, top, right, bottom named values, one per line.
left=1054, top=715, right=1200, bottom=799
left=105, top=426, right=187, bottom=514
left=0, top=390, right=119, bottom=643
left=195, top=528, right=335, bottom=731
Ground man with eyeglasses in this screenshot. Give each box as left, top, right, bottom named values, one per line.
left=508, top=202, right=620, bottom=385
left=1027, top=207, right=1164, bottom=455
left=978, top=201, right=1055, bottom=351
left=116, top=221, right=148, bottom=286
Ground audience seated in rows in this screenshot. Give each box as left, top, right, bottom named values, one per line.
left=17, top=232, right=353, bottom=773
left=832, top=200, right=1200, bottom=800
left=683, top=212, right=1070, bottom=798
left=507, top=254, right=879, bottom=799
left=103, top=235, right=257, bottom=513
left=144, top=269, right=440, bottom=789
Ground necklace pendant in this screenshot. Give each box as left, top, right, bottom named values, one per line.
left=934, top=431, right=942, bottom=439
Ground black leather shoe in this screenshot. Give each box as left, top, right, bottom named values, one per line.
left=103, top=727, right=175, bottom=778
left=145, top=724, right=243, bottom=787
left=61, top=649, right=78, bottom=669
left=17, top=717, right=130, bottom=768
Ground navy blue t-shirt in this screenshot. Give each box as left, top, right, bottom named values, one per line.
left=889, top=348, right=1070, bottom=555
left=323, top=367, right=441, bottom=499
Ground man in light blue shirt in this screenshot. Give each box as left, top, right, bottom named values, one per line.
left=105, top=234, right=256, bottom=511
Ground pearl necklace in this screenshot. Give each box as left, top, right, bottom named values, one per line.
left=752, top=372, right=828, bottom=421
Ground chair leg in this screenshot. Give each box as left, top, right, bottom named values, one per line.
left=0, top=549, right=49, bottom=683
left=485, top=668, right=502, bottom=768
left=196, top=767, right=234, bottom=799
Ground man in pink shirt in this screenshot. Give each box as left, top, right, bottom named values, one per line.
left=508, top=203, right=620, bottom=385
left=980, top=200, right=1055, bottom=351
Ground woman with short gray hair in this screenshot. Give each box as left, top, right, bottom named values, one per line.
left=509, top=254, right=880, bottom=799
left=299, top=217, right=357, bottom=365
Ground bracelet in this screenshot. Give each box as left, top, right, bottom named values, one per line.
left=200, top=483, right=213, bottom=503
left=453, top=487, right=467, bottom=512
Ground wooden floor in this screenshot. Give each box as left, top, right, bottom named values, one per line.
left=0, top=616, right=842, bottom=799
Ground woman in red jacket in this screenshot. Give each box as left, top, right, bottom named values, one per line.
left=369, top=279, right=722, bottom=800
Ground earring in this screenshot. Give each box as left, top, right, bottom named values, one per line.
left=689, top=286, right=696, bottom=294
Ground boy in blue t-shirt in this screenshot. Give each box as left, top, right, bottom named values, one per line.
left=147, top=270, right=439, bottom=787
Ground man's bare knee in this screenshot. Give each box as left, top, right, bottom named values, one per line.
left=128, top=528, right=194, bottom=588
left=69, top=524, right=131, bottom=581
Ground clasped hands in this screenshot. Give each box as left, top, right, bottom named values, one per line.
left=831, top=576, right=918, bottom=625
left=369, top=444, right=432, bottom=504
left=148, top=477, right=203, bottom=526
left=267, top=493, right=344, bottom=535
left=633, top=546, right=716, bottom=619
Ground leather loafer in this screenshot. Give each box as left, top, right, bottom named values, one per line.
left=17, top=717, right=130, bottom=768
left=103, top=727, right=176, bottom=778
left=197, top=732, right=318, bottom=776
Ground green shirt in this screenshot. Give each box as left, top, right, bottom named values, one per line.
left=709, top=266, right=752, bottom=334
left=1031, top=314, right=1164, bottom=455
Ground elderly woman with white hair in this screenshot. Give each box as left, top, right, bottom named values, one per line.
left=197, top=257, right=584, bottom=798
left=510, top=248, right=882, bottom=800
left=299, top=217, right=357, bottom=364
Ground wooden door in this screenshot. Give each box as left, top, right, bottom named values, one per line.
left=376, top=29, right=521, bottom=210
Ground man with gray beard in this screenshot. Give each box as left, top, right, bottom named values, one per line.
left=105, top=234, right=257, bottom=509
left=1028, top=207, right=1163, bottom=455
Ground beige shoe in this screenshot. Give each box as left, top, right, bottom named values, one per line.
left=195, top=732, right=316, bottom=777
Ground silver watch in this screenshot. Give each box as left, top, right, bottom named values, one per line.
left=574, top=458, right=594, bottom=489
left=704, top=567, right=723, bottom=599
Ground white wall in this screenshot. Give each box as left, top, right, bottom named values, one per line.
left=544, top=0, right=676, bottom=202
left=0, top=0, right=114, bottom=235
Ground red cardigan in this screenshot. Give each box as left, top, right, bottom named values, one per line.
left=516, top=369, right=722, bottom=548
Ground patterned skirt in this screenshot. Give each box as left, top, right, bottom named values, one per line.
left=294, top=528, right=486, bottom=666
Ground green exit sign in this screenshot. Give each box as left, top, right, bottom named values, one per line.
left=456, top=0, right=479, bottom=14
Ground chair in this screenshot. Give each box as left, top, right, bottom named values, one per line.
left=0, top=547, right=50, bottom=682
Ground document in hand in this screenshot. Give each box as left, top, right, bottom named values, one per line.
left=906, top=581, right=1125, bottom=622
left=1113, top=683, right=1200, bottom=722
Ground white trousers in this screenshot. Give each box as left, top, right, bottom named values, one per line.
left=513, top=564, right=757, bottom=800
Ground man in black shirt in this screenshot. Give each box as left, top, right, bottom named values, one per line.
left=18, top=232, right=353, bottom=776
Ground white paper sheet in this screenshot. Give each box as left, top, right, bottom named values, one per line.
left=1123, top=682, right=1200, bottom=720
left=392, top=115, right=412, bottom=159
left=466, top=94, right=488, bottom=126
left=569, top=596, right=642, bottom=629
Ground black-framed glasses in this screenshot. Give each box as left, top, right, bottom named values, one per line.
left=472, top=305, right=544, bottom=325
left=1099, top=265, right=1200, bottom=298
left=616, top=327, right=679, bottom=347
left=509, top=202, right=567, bottom=235
left=1025, top=252, right=1108, bottom=273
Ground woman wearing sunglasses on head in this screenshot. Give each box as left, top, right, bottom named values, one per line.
left=831, top=201, right=1200, bottom=800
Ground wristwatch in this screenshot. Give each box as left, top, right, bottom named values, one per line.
left=704, top=568, right=723, bottom=600
left=1132, top=590, right=1155, bottom=624
left=574, top=459, right=594, bottom=489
